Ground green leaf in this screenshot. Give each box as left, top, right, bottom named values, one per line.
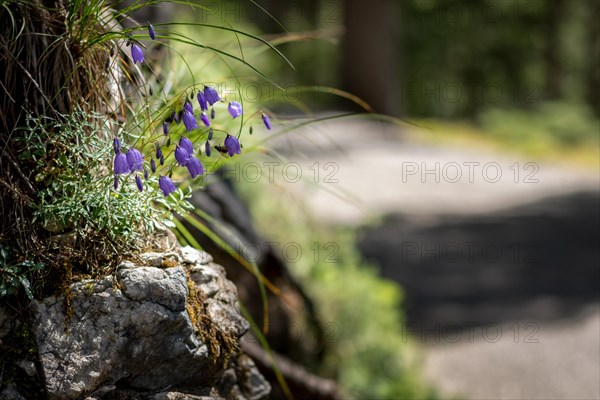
left=17, top=275, right=33, bottom=300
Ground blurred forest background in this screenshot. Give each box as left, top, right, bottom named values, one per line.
left=125, top=0, right=599, bottom=161
left=251, top=0, right=599, bottom=115
left=230, top=0, right=599, bottom=159
left=177, top=0, right=599, bottom=397
left=125, top=0, right=598, bottom=398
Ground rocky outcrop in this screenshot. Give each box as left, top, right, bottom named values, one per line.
left=22, top=246, right=269, bottom=400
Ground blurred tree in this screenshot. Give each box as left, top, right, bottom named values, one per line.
left=543, top=0, right=565, bottom=100
left=585, top=0, right=600, bottom=116
left=342, top=0, right=399, bottom=116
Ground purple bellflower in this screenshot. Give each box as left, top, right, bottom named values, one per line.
left=114, top=153, right=129, bottom=175
left=175, top=146, right=190, bottom=166
left=186, top=156, right=204, bottom=178
left=150, top=158, right=156, bottom=173
left=135, top=174, right=144, bottom=191
left=131, top=44, right=144, bottom=64
left=224, top=134, right=241, bottom=157
left=126, top=148, right=144, bottom=172
left=163, top=121, right=169, bottom=135
left=262, top=113, right=272, bottom=130
left=203, top=86, right=220, bottom=105
left=200, top=112, right=210, bottom=127
left=158, top=176, right=176, bottom=196
left=205, top=141, right=211, bottom=157
left=113, top=138, right=121, bottom=154
left=197, top=91, right=208, bottom=111
left=179, top=136, right=194, bottom=155
left=148, top=22, right=156, bottom=40
left=182, top=109, right=198, bottom=132
left=228, top=101, right=242, bottom=118
left=156, top=147, right=165, bottom=165
left=184, top=101, right=193, bottom=113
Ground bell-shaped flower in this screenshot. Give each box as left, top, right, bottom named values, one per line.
left=205, top=141, right=211, bottom=157
left=150, top=158, right=156, bottom=173
left=203, top=86, right=220, bottom=105
left=200, top=112, right=210, bottom=127
left=179, top=136, right=194, bottom=155
left=262, top=113, right=272, bottom=130
left=114, top=153, right=129, bottom=175
left=224, top=134, right=241, bottom=156
left=113, top=138, right=121, bottom=154
left=186, top=156, right=204, bottom=178
left=163, top=121, right=169, bottom=135
left=175, top=146, right=190, bottom=166
left=159, top=176, right=176, bottom=197
left=184, top=101, right=193, bottom=113
left=182, top=109, right=198, bottom=132
left=208, top=129, right=213, bottom=141
left=197, top=92, right=208, bottom=111
left=228, top=101, right=242, bottom=119
left=131, top=44, right=144, bottom=64
left=126, top=148, right=144, bottom=172
left=135, top=174, right=144, bottom=191
left=148, top=22, right=156, bottom=40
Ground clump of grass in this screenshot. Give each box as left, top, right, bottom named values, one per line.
left=0, top=1, right=117, bottom=263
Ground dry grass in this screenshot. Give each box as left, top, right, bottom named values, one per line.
left=0, top=1, right=138, bottom=293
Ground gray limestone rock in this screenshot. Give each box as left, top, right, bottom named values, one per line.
left=29, top=247, right=264, bottom=400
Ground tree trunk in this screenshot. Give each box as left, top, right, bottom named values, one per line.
left=585, top=0, right=600, bottom=115
left=342, top=0, right=399, bottom=116
left=543, top=0, right=565, bottom=100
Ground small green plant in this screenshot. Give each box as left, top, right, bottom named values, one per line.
left=0, top=245, right=44, bottom=299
